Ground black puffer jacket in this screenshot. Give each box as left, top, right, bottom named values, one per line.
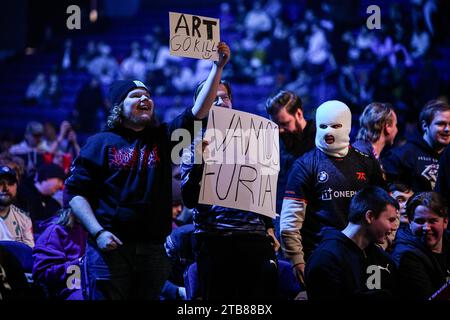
left=391, top=227, right=450, bottom=299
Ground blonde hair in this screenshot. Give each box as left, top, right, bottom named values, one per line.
left=356, top=102, right=395, bottom=143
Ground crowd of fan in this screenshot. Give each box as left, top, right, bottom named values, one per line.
left=1, top=0, right=449, bottom=301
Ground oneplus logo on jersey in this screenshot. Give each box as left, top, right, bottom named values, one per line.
left=356, top=172, right=366, bottom=181
left=321, top=188, right=333, bottom=201
left=317, top=171, right=329, bottom=183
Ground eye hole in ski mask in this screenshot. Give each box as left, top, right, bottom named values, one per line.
left=315, top=101, right=352, bottom=157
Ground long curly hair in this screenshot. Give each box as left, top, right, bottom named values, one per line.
left=106, top=102, right=124, bottom=129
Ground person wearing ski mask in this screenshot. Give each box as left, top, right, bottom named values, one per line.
left=280, top=100, right=386, bottom=285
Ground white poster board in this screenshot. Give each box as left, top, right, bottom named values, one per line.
left=198, top=107, right=280, bottom=218
left=169, top=12, right=220, bottom=61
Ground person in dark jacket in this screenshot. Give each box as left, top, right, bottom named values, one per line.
left=181, top=70, right=279, bottom=300
left=382, top=100, right=450, bottom=191
left=265, top=90, right=316, bottom=244
left=32, top=208, right=88, bottom=300
left=160, top=223, right=195, bottom=300
left=391, top=192, right=450, bottom=299
left=15, top=163, right=65, bottom=234
left=305, top=186, right=399, bottom=300
left=65, top=42, right=231, bottom=300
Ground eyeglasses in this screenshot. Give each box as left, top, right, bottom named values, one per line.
left=214, top=95, right=230, bottom=104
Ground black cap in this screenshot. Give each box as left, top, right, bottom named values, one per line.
left=36, top=163, right=66, bottom=182
left=0, top=166, right=18, bottom=183
left=109, top=80, right=150, bottom=106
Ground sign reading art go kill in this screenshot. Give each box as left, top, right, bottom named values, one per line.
left=169, top=12, right=220, bottom=61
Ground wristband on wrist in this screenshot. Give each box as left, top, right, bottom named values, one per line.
left=93, top=229, right=106, bottom=240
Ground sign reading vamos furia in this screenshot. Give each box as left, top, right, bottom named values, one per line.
left=199, top=107, right=280, bottom=218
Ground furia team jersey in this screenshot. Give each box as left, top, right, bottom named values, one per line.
left=283, top=146, right=385, bottom=259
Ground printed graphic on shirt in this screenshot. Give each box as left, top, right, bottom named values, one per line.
left=321, top=188, right=357, bottom=201
left=317, top=171, right=328, bottom=183
left=421, top=163, right=439, bottom=188
left=356, top=172, right=367, bottom=181
left=109, top=145, right=160, bottom=170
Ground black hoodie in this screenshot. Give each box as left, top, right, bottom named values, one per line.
left=305, top=228, right=396, bottom=300
left=382, top=137, right=441, bottom=191
left=391, top=227, right=450, bottom=299
left=65, top=107, right=195, bottom=244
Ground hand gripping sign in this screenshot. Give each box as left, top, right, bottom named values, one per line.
left=199, top=107, right=280, bottom=218
left=169, top=12, right=220, bottom=61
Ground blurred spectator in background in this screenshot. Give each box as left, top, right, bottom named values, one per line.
left=87, top=43, right=119, bottom=86
left=244, top=0, right=272, bottom=39
left=16, top=163, right=65, bottom=235
left=52, top=121, right=80, bottom=159
left=0, top=166, right=34, bottom=248
left=45, top=73, right=61, bottom=107
left=60, top=39, right=77, bottom=72
left=25, top=73, right=47, bottom=105
left=78, top=41, right=98, bottom=71
left=9, top=121, right=53, bottom=175
left=32, top=208, right=88, bottom=300
left=120, top=44, right=147, bottom=82
left=73, top=77, right=107, bottom=137
left=0, top=153, right=25, bottom=181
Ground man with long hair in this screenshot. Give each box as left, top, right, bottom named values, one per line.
left=65, top=43, right=230, bottom=300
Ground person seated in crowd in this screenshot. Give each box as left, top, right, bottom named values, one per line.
left=32, top=208, right=88, bottom=300
left=15, top=163, right=65, bottom=234
left=0, top=244, right=30, bottom=299
left=0, top=166, right=34, bottom=248
left=389, top=183, right=414, bottom=225
left=9, top=121, right=53, bottom=175
left=161, top=223, right=195, bottom=300
left=305, top=186, right=399, bottom=300
left=377, top=183, right=415, bottom=253
left=391, top=192, right=450, bottom=300
left=382, top=100, right=450, bottom=191
left=49, top=121, right=80, bottom=174
left=0, top=153, right=25, bottom=182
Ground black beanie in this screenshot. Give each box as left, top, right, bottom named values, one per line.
left=36, top=163, right=66, bottom=182
left=109, top=80, right=150, bottom=106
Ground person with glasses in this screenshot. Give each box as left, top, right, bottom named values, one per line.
left=180, top=49, right=280, bottom=300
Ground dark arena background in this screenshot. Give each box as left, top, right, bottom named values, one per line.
left=0, top=0, right=450, bottom=311
left=1, top=0, right=449, bottom=143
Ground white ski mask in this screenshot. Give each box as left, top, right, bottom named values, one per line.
left=315, top=100, right=352, bottom=157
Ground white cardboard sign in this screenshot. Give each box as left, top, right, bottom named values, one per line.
left=199, top=107, right=280, bottom=218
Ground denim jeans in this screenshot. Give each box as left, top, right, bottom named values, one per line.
left=85, top=240, right=170, bottom=300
